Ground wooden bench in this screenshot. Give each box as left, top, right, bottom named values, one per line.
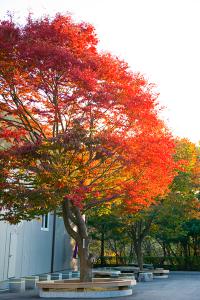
left=37, top=278, right=135, bottom=290
left=92, top=270, right=121, bottom=278
left=113, top=266, right=140, bottom=273
left=37, top=278, right=136, bottom=298
left=153, top=269, right=169, bottom=278
left=119, top=272, right=135, bottom=279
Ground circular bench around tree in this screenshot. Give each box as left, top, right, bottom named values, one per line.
left=153, top=269, right=169, bottom=278
left=37, top=278, right=136, bottom=298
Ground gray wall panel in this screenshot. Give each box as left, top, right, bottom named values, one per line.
left=0, top=222, right=9, bottom=280
left=53, top=217, right=72, bottom=271
left=0, top=213, right=72, bottom=281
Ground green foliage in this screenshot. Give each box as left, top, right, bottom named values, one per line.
left=88, top=213, right=130, bottom=259
left=145, top=256, right=200, bottom=271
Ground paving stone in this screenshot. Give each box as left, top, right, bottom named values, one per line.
left=1, top=272, right=200, bottom=300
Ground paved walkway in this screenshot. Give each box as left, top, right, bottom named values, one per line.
left=1, top=272, right=200, bottom=300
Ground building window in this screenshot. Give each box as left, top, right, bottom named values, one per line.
left=41, top=214, right=49, bottom=231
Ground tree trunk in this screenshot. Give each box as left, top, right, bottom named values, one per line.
left=62, top=199, right=93, bottom=282
left=161, top=242, right=167, bottom=265
left=134, top=241, right=143, bottom=270
left=100, top=231, right=105, bottom=266
left=128, top=218, right=155, bottom=271
left=78, top=239, right=93, bottom=282
left=193, top=236, right=198, bottom=256
left=182, top=242, right=188, bottom=257
left=129, top=242, right=134, bottom=263
left=181, top=242, right=188, bottom=269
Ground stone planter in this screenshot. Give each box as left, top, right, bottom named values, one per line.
left=138, top=272, right=153, bottom=282
left=25, top=276, right=39, bottom=290
left=9, top=278, right=25, bottom=292
left=39, top=274, right=51, bottom=281
left=50, top=273, right=62, bottom=280
left=71, top=271, right=80, bottom=278
left=61, top=271, right=72, bottom=279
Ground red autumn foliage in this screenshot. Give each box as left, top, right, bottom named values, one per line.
left=0, top=13, right=178, bottom=282
left=0, top=14, right=177, bottom=216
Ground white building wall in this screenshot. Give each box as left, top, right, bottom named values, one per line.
left=53, top=216, right=72, bottom=271
left=0, top=222, right=10, bottom=281
left=0, top=214, right=72, bottom=283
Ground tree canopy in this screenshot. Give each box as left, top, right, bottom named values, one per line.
left=0, top=14, right=176, bottom=281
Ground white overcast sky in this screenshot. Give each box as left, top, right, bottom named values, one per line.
left=0, top=0, right=200, bottom=143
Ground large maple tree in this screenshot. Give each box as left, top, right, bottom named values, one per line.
left=0, top=14, right=176, bottom=281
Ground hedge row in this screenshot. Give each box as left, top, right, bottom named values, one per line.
left=94, top=256, right=200, bottom=270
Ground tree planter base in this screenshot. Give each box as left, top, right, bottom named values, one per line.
left=39, top=289, right=132, bottom=298
left=37, top=278, right=136, bottom=298
left=9, top=278, right=25, bottom=292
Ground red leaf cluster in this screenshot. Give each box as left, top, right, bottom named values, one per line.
left=0, top=14, right=177, bottom=220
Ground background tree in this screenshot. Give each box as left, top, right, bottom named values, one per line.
left=88, top=213, right=130, bottom=265
left=116, top=139, right=200, bottom=270
left=149, top=139, right=200, bottom=268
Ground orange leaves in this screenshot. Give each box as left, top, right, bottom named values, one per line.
left=0, top=13, right=161, bottom=145
left=0, top=127, right=27, bottom=142
left=118, top=129, right=177, bottom=211
left=0, top=13, right=178, bottom=222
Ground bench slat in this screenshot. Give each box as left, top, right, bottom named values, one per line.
left=37, top=279, right=135, bottom=290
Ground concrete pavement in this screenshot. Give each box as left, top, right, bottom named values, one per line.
left=0, top=272, right=200, bottom=300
